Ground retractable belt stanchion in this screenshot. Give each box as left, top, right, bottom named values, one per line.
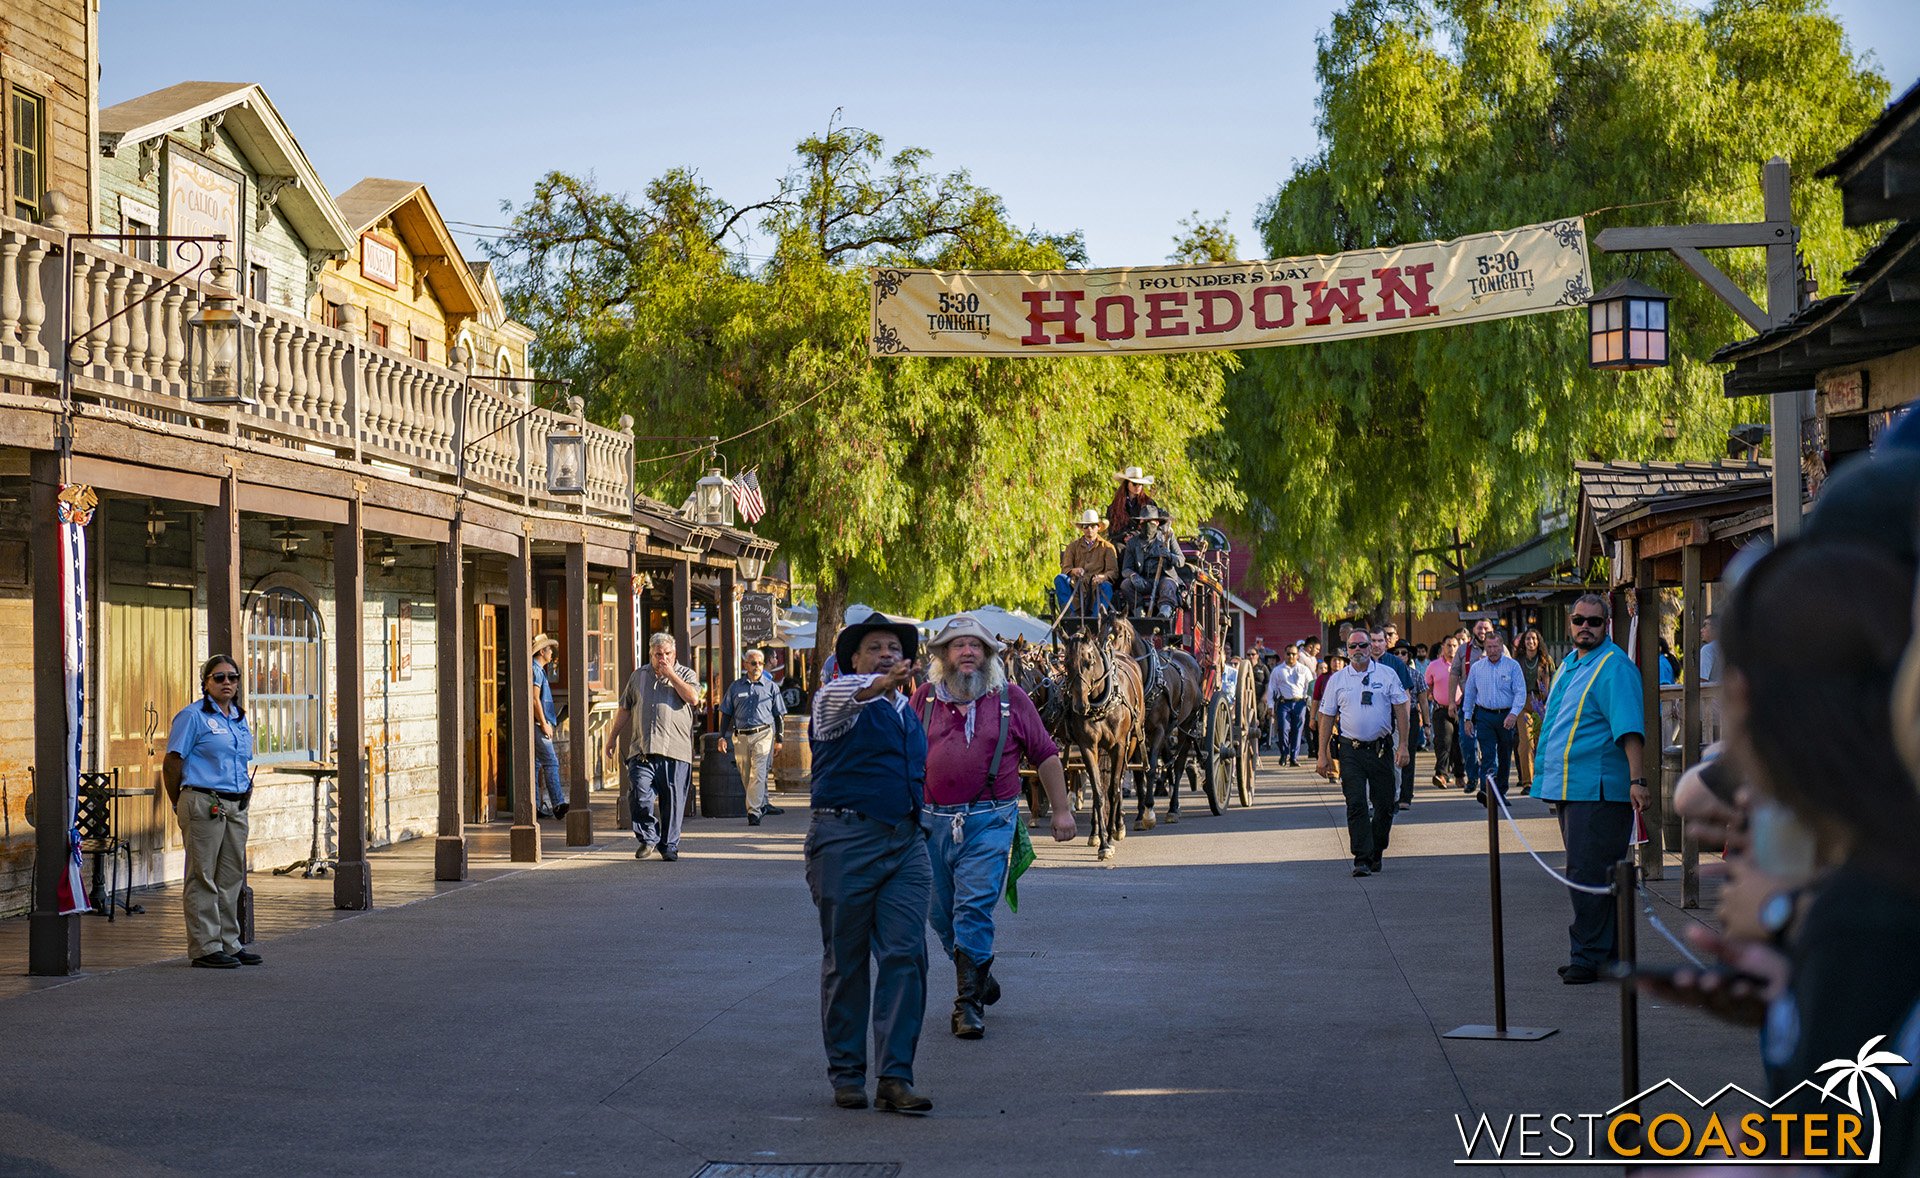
left=1615, top=857, right=1641, bottom=1132
left=1444, top=782, right=1557, bottom=1042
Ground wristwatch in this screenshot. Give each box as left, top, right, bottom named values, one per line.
left=1628, top=777, right=1648, bottom=787
left=1760, top=889, right=1801, bottom=948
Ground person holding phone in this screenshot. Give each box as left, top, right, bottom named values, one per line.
left=162, top=654, right=260, bottom=969
left=602, top=633, right=702, bottom=861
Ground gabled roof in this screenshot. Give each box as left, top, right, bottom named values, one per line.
left=333, top=179, right=484, bottom=316
left=98, top=82, right=353, bottom=257
left=1819, top=78, right=1920, bottom=227
left=1572, top=460, right=1773, bottom=564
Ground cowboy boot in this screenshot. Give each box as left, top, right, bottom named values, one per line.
left=952, top=951, right=985, bottom=1039
left=980, top=960, right=1001, bottom=1006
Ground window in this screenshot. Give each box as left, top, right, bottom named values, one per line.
left=410, top=335, right=429, bottom=362
left=589, top=601, right=619, bottom=693
left=11, top=87, right=47, bottom=221
left=247, top=588, right=326, bottom=765
left=125, top=216, right=156, bottom=263
left=368, top=320, right=388, bottom=349
left=249, top=264, right=270, bottom=303
left=324, top=301, right=346, bottom=331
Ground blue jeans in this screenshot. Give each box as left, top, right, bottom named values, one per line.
left=919, top=800, right=1018, bottom=964
left=534, top=730, right=565, bottom=814
left=1471, top=707, right=1517, bottom=795
left=1054, top=574, right=1112, bottom=616
left=805, top=810, right=931, bottom=1088
left=1276, top=699, right=1308, bottom=758
left=626, top=754, right=690, bottom=852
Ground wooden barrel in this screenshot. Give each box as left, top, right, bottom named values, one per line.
left=774, top=714, right=811, bottom=791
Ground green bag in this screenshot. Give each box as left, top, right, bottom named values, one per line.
left=1006, top=817, right=1036, bottom=912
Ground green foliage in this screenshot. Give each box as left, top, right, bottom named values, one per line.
left=490, top=119, right=1237, bottom=665
left=1230, top=0, right=1889, bottom=613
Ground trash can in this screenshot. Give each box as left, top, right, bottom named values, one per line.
left=774, top=714, right=811, bottom=793
left=699, top=732, right=747, bottom=818
left=1660, top=744, right=1683, bottom=849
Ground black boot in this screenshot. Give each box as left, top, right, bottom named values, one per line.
left=952, top=951, right=985, bottom=1039
left=980, top=961, right=1001, bottom=1006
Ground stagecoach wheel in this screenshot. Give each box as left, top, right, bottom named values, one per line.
left=1201, top=693, right=1229, bottom=816
left=1235, top=658, right=1259, bottom=807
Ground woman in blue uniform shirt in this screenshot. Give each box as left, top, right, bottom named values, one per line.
left=163, top=654, right=260, bottom=969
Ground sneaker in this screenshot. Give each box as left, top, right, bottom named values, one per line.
left=660, top=848, right=679, bottom=861
left=192, top=952, right=241, bottom=969
left=1351, top=860, right=1372, bottom=878
left=763, top=804, right=786, bottom=816
left=554, top=803, right=570, bottom=819
left=232, top=949, right=264, bottom=966
left=635, top=844, right=655, bottom=860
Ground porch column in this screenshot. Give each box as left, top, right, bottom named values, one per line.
left=333, top=495, right=372, bottom=909
left=435, top=516, right=468, bottom=880
left=719, top=566, right=739, bottom=690
left=565, top=541, right=593, bottom=846
left=1679, top=543, right=1705, bottom=907
left=28, top=452, right=79, bottom=975
left=615, top=553, right=638, bottom=830
left=671, top=558, right=692, bottom=658
left=1633, top=554, right=1664, bottom=878
left=507, top=530, right=540, bottom=862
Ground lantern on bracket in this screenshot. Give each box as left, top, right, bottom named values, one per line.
left=188, top=256, right=259, bottom=405
left=1587, top=278, right=1671, bottom=371
left=737, top=546, right=767, bottom=586
left=694, top=468, right=734, bottom=527
left=546, top=431, right=586, bottom=496
left=1416, top=568, right=1440, bottom=594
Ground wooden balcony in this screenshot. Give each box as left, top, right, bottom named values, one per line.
left=0, top=212, right=635, bottom=520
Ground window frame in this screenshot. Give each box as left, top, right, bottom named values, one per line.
left=10, top=85, right=48, bottom=222
left=246, top=586, right=327, bottom=766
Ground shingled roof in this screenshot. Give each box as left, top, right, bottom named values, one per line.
left=1573, top=460, right=1773, bottom=564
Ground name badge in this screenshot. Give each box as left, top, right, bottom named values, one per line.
left=205, top=718, right=225, bottom=733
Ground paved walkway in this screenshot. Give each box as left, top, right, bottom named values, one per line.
left=0, top=759, right=1756, bottom=1177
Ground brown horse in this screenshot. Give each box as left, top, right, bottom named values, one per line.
left=1061, top=617, right=1143, bottom=860
left=1126, top=626, right=1206, bottom=829
left=1009, top=639, right=1074, bottom=817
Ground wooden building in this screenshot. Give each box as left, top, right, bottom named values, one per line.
left=0, top=21, right=775, bottom=976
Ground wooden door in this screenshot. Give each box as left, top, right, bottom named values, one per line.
left=471, top=603, right=499, bottom=822
left=104, top=585, right=195, bottom=870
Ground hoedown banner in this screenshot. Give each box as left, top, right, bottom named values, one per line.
left=870, top=218, right=1592, bottom=357
left=55, top=484, right=96, bottom=915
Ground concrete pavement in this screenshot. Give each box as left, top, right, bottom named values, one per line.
left=0, top=760, right=1757, bottom=1177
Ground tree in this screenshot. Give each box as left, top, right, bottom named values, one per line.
left=491, top=118, right=1239, bottom=680
left=1228, top=0, right=1889, bottom=612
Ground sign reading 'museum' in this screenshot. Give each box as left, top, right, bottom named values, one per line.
left=870, top=219, right=1592, bottom=357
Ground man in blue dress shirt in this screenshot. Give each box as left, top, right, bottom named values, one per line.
left=1462, top=627, right=1528, bottom=799
left=1529, top=594, right=1648, bottom=985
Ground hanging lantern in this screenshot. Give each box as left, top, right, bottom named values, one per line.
left=144, top=503, right=171, bottom=548
left=546, top=431, right=586, bottom=496
left=188, top=256, right=259, bottom=405
left=1416, top=568, right=1439, bottom=594
left=694, top=468, right=734, bottom=527
left=374, top=536, right=398, bottom=570
left=737, top=547, right=767, bottom=586
left=1587, top=278, right=1671, bottom=371
left=273, top=522, right=305, bottom=561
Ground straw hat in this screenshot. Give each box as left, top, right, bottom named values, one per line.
left=531, top=633, right=558, bottom=656
left=926, top=614, right=1006, bottom=655
left=1114, top=465, right=1155, bottom=486
left=1075, top=509, right=1103, bottom=527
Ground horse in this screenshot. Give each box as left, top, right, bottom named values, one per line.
left=1009, top=639, right=1075, bottom=818
left=1124, top=621, right=1207, bottom=829
left=1060, top=616, right=1143, bottom=861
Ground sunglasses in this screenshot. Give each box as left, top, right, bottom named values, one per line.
left=1346, top=641, right=1370, bottom=650
left=208, top=672, right=241, bottom=683
left=1570, top=615, right=1606, bottom=628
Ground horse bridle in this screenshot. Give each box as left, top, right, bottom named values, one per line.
left=1067, top=636, right=1118, bottom=721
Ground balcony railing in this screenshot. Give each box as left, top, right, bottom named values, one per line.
left=0, top=212, right=635, bottom=519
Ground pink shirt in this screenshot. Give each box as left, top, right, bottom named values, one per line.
left=909, top=683, right=1059, bottom=806
left=1424, top=658, right=1453, bottom=704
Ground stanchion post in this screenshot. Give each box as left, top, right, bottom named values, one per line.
left=1615, top=857, right=1641, bottom=1133
left=1443, top=792, right=1556, bottom=1042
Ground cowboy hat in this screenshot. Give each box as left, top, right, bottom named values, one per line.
left=1113, top=465, right=1155, bottom=486
left=1074, top=509, right=1103, bottom=527
left=834, top=611, right=920, bottom=671
left=927, top=613, right=1006, bottom=656
left=531, top=633, right=558, bottom=655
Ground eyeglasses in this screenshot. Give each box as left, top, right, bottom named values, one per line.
left=1570, top=614, right=1606, bottom=628
left=1346, top=641, right=1370, bottom=650
left=208, top=672, right=241, bottom=683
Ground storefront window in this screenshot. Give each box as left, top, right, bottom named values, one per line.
left=248, top=587, right=325, bottom=765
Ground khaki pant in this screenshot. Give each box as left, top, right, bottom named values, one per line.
left=1518, top=709, right=1539, bottom=789
left=732, top=725, right=776, bottom=816
left=177, top=790, right=249, bottom=958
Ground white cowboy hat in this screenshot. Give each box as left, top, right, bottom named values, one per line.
left=1075, top=509, right=1103, bottom=527
left=926, top=613, right=1006, bottom=655
left=1113, top=465, right=1155, bottom=486
left=531, top=633, right=558, bottom=655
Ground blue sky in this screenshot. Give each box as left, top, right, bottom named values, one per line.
left=99, top=0, right=1918, bottom=269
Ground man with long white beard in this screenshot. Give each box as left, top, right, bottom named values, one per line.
left=910, top=616, right=1076, bottom=1039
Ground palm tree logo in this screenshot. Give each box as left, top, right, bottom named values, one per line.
left=1816, top=1035, right=1909, bottom=1163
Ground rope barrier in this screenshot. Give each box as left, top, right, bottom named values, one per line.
left=1489, top=785, right=1615, bottom=896
left=1637, top=886, right=1709, bottom=968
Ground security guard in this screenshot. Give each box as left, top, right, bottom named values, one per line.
left=1315, top=631, right=1410, bottom=877
left=163, top=654, right=259, bottom=968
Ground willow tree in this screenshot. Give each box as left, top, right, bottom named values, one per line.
left=1230, top=0, right=1889, bottom=611
left=492, top=121, right=1237, bottom=676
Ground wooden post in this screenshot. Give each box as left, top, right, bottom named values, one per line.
left=564, top=541, right=592, bottom=846
left=1679, top=543, right=1704, bottom=908
left=206, top=467, right=242, bottom=664
left=434, top=516, right=468, bottom=880
left=719, top=566, right=739, bottom=694
left=507, top=531, right=540, bottom=862
left=28, top=452, right=80, bottom=975
left=615, top=554, right=638, bottom=830
left=333, top=495, right=371, bottom=909
left=671, top=559, right=692, bottom=659
left=1634, top=555, right=1665, bottom=879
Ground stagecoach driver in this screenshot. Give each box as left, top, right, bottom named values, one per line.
left=805, top=612, right=935, bottom=1114
left=910, top=616, right=1075, bottom=1041
left=1056, top=509, right=1117, bottom=618
left=1119, top=506, right=1185, bottom=618
left=1316, top=628, right=1411, bottom=877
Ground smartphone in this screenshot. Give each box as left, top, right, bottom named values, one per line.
left=1749, top=800, right=1820, bottom=881
left=1613, top=963, right=1770, bottom=989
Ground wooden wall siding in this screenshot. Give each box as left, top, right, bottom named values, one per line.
left=0, top=586, right=33, bottom=917
left=98, top=126, right=319, bottom=314
left=320, top=225, right=460, bottom=368
left=0, top=1, right=96, bottom=232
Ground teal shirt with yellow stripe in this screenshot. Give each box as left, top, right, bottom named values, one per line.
left=1529, top=639, right=1643, bottom=803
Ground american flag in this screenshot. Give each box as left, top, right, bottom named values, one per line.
left=731, top=467, right=767, bottom=524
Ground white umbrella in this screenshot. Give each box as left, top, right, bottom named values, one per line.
left=920, top=605, right=1055, bottom=646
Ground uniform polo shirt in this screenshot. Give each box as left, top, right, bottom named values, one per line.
left=1318, top=661, right=1408, bottom=742
left=167, top=696, right=254, bottom=793
left=1529, top=639, right=1645, bottom=803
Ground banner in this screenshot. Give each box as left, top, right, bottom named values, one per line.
left=56, top=485, right=96, bottom=916
left=870, top=218, right=1592, bottom=357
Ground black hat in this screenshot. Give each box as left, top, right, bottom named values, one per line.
left=835, top=611, right=920, bottom=671
left=1805, top=451, right=1920, bottom=566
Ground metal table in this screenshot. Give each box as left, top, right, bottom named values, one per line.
left=272, top=762, right=338, bottom=879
